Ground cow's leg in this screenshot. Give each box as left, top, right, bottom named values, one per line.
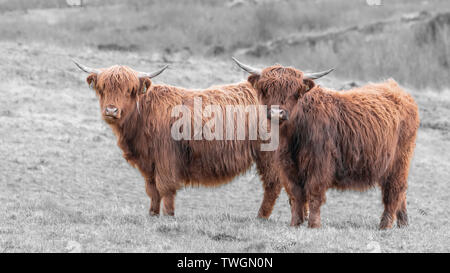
left=396, top=194, right=408, bottom=228
left=395, top=143, right=415, bottom=228
left=380, top=145, right=412, bottom=229
left=284, top=179, right=307, bottom=226
left=255, top=156, right=282, bottom=219
left=307, top=191, right=325, bottom=228
left=145, top=177, right=161, bottom=216
left=380, top=178, right=408, bottom=229
left=162, top=190, right=176, bottom=216
left=258, top=178, right=282, bottom=219
left=154, top=173, right=177, bottom=217
left=380, top=173, right=408, bottom=229
left=380, top=182, right=399, bottom=229
left=305, top=175, right=328, bottom=229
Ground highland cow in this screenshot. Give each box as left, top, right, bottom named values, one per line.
left=233, top=58, right=419, bottom=229
left=73, top=60, right=282, bottom=218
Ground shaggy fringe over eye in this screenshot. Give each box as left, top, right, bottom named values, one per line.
left=255, top=65, right=308, bottom=105
left=97, top=66, right=141, bottom=97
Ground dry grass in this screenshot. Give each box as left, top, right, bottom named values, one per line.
left=0, top=0, right=449, bottom=88
left=249, top=11, right=450, bottom=89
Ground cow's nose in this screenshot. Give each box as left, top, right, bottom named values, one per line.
left=105, top=106, right=119, bottom=117
left=279, top=109, right=289, bottom=121
left=267, top=108, right=289, bottom=121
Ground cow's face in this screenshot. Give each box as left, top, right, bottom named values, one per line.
left=74, top=61, right=168, bottom=125
left=267, top=106, right=289, bottom=122
left=232, top=58, right=333, bottom=122
left=86, top=66, right=151, bottom=124
left=248, top=66, right=316, bottom=114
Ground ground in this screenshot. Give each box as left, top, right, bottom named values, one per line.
left=0, top=40, right=449, bottom=253
left=0, top=0, right=449, bottom=253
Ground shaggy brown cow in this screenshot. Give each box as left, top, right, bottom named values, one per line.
left=233, top=58, right=419, bottom=229
left=73, top=60, right=282, bottom=218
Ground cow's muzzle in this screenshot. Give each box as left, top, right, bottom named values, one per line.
left=104, top=105, right=120, bottom=119
left=267, top=108, right=289, bottom=121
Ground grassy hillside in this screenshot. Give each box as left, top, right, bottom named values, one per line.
left=0, top=0, right=449, bottom=89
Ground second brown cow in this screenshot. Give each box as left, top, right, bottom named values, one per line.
left=233, top=58, right=419, bottom=229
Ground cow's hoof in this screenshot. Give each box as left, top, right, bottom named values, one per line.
left=149, top=210, right=159, bottom=217
left=257, top=213, right=270, bottom=220
left=396, top=212, right=408, bottom=228
left=379, top=221, right=393, bottom=230
left=397, top=219, right=408, bottom=228
left=379, top=216, right=394, bottom=230
left=379, top=212, right=394, bottom=230
left=307, top=221, right=321, bottom=228
left=290, top=219, right=303, bottom=227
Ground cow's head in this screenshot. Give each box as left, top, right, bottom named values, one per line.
left=74, top=60, right=168, bottom=124
left=232, top=57, right=333, bottom=120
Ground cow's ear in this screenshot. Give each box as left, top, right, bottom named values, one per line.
left=248, top=74, right=260, bottom=87
left=86, top=74, right=97, bottom=89
left=303, top=78, right=316, bottom=92
left=139, top=77, right=152, bottom=94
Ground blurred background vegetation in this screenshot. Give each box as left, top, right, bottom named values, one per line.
left=0, top=0, right=449, bottom=89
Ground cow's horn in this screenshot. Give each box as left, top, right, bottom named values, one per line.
left=137, top=65, right=169, bottom=79
left=72, top=59, right=101, bottom=74
left=232, top=57, right=261, bottom=75
left=304, top=68, right=334, bottom=80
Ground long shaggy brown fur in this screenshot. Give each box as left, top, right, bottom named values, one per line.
left=246, top=66, right=420, bottom=229
left=83, top=65, right=282, bottom=217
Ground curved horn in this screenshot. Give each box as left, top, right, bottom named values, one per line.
left=137, top=65, right=169, bottom=79
left=232, top=57, right=261, bottom=75
left=72, top=59, right=101, bottom=74
left=304, top=68, right=334, bottom=80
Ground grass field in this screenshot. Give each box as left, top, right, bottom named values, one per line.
left=0, top=1, right=449, bottom=252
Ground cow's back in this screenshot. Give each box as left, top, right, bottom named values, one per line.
left=294, top=80, right=419, bottom=190
left=150, top=82, right=263, bottom=187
